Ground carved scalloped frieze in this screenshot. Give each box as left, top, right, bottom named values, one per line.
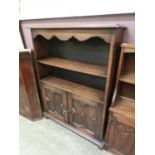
left=32, top=29, right=112, bottom=43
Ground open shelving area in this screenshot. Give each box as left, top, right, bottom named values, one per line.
left=109, top=43, right=135, bottom=126
left=119, top=71, right=135, bottom=84
left=110, top=44, right=135, bottom=118
left=38, top=57, right=108, bottom=78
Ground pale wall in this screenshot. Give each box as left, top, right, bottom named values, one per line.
left=19, top=0, right=135, bottom=47
left=19, top=0, right=135, bottom=20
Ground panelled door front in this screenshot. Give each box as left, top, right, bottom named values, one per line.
left=105, top=115, right=135, bottom=155
left=41, top=83, right=69, bottom=123
left=68, top=93, right=104, bottom=141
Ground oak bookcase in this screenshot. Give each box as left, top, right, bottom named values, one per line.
left=20, top=19, right=124, bottom=148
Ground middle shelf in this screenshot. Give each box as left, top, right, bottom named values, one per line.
left=110, top=96, right=135, bottom=125
left=119, top=71, right=135, bottom=84
left=38, top=57, right=108, bottom=78
left=40, top=76, right=105, bottom=104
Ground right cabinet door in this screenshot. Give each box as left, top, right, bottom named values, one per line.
left=68, top=93, right=104, bottom=141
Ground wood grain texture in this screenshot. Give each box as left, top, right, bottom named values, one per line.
left=38, top=57, right=107, bottom=78
left=121, top=43, right=135, bottom=49
left=123, top=48, right=135, bottom=53
left=105, top=114, right=135, bottom=155
left=109, top=97, right=135, bottom=127
left=19, top=69, right=31, bottom=117
left=119, top=71, right=135, bottom=84
left=111, top=43, right=135, bottom=106
left=120, top=53, right=135, bottom=84
left=19, top=16, right=127, bottom=49
left=33, top=35, right=51, bottom=59
left=68, top=93, right=105, bottom=141
left=41, top=84, right=69, bottom=123
left=19, top=50, right=42, bottom=120
left=105, top=43, right=135, bottom=154
left=41, top=76, right=105, bottom=104
left=68, top=94, right=98, bottom=137
left=32, top=29, right=113, bottom=43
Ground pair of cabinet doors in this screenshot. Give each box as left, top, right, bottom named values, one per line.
left=41, top=82, right=104, bottom=141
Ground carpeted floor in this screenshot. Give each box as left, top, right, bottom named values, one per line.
left=19, top=116, right=113, bottom=155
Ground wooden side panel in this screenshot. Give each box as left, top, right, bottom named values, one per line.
left=68, top=94, right=104, bottom=141
left=19, top=50, right=42, bottom=120
left=41, top=83, right=68, bottom=123
left=19, top=70, right=32, bottom=118
left=105, top=115, right=135, bottom=155
left=122, top=54, right=135, bottom=74
left=119, top=82, right=135, bottom=100
left=33, top=35, right=51, bottom=59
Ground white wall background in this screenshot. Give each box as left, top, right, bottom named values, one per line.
left=19, top=32, right=24, bottom=49
left=19, top=0, right=135, bottom=19
left=19, top=0, right=135, bottom=48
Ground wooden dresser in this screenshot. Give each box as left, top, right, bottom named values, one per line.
left=105, top=43, right=135, bottom=154
left=20, top=18, right=125, bottom=148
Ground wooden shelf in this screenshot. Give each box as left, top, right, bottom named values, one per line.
left=121, top=43, right=135, bottom=49
left=41, top=76, right=105, bottom=104
left=119, top=71, right=135, bottom=84
left=110, top=97, right=135, bottom=127
left=124, top=49, right=135, bottom=53
left=38, top=57, right=107, bottom=78
left=121, top=43, right=135, bottom=53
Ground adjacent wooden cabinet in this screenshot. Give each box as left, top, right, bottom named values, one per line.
left=19, top=50, right=42, bottom=120
left=105, top=43, right=135, bottom=155
left=105, top=114, right=135, bottom=155
left=20, top=18, right=125, bottom=148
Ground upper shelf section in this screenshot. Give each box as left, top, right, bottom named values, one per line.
left=38, top=57, right=108, bottom=78
left=32, top=29, right=113, bottom=43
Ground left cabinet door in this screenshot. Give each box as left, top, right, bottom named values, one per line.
left=19, top=49, right=42, bottom=120
left=41, top=83, right=69, bottom=123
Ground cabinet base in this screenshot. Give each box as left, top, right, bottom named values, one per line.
left=43, top=112, right=104, bottom=149
left=20, top=113, right=43, bottom=122
left=104, top=144, right=124, bottom=155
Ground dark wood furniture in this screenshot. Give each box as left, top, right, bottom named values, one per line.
left=19, top=49, right=42, bottom=120
left=105, top=43, right=135, bottom=155
left=20, top=18, right=125, bottom=148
